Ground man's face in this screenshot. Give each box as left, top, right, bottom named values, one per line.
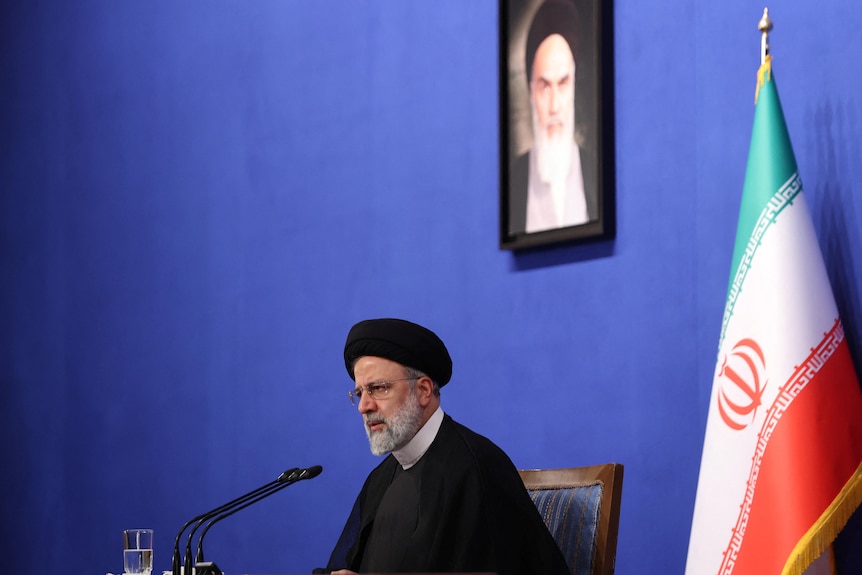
left=353, top=356, right=424, bottom=456
left=530, top=33, right=575, bottom=143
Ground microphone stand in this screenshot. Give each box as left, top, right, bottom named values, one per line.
left=172, top=468, right=299, bottom=575
left=194, top=466, right=323, bottom=575
left=193, top=481, right=296, bottom=574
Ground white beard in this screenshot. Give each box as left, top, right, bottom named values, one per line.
left=364, top=389, right=423, bottom=456
left=525, top=99, right=588, bottom=233
left=533, top=110, right=574, bottom=187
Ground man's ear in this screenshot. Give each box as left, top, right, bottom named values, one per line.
left=416, top=376, right=435, bottom=406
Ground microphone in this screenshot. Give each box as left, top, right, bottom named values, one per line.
left=193, top=465, right=323, bottom=575
left=171, top=468, right=300, bottom=575
left=296, top=464, right=323, bottom=480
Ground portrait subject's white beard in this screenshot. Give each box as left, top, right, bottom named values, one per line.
left=533, top=109, right=574, bottom=186
left=364, top=390, right=424, bottom=456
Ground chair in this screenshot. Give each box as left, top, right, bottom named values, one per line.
left=519, top=463, right=624, bottom=575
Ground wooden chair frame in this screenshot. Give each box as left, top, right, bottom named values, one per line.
left=519, top=463, right=624, bottom=575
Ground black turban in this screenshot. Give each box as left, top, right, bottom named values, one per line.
left=524, top=0, right=580, bottom=86
left=344, top=318, right=453, bottom=386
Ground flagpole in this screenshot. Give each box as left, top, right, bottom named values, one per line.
left=754, top=9, right=774, bottom=104
left=758, top=8, right=773, bottom=64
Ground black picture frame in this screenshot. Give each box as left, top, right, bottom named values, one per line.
left=499, top=0, right=615, bottom=251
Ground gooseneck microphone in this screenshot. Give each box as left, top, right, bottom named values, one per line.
left=194, top=466, right=324, bottom=571
left=172, top=465, right=323, bottom=575
left=171, top=467, right=300, bottom=575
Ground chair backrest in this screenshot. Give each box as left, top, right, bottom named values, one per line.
left=519, top=463, right=624, bottom=575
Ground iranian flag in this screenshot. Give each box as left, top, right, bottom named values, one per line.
left=685, top=54, right=862, bottom=575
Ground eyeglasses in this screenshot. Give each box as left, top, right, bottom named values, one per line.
left=349, top=377, right=417, bottom=406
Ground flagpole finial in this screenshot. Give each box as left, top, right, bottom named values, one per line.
left=758, top=8, right=773, bottom=64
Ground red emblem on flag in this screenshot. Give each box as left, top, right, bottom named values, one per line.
left=717, top=338, right=767, bottom=430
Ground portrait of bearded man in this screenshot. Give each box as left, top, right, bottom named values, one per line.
left=507, top=0, right=599, bottom=237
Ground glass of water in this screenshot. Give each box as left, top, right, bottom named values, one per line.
left=123, top=528, right=154, bottom=574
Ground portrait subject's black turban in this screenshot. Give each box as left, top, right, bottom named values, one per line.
left=525, top=0, right=580, bottom=85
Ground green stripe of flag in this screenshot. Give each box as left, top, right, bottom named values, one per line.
left=718, top=66, right=803, bottom=347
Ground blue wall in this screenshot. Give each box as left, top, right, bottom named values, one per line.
left=2, top=1, right=861, bottom=574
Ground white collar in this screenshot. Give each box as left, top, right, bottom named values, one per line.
left=392, top=407, right=444, bottom=469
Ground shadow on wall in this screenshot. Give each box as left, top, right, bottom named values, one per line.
left=807, top=99, right=862, bottom=379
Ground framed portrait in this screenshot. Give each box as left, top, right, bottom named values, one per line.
left=499, top=0, right=615, bottom=250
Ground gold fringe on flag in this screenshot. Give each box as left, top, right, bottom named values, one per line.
left=781, top=461, right=862, bottom=575
left=755, top=54, right=773, bottom=104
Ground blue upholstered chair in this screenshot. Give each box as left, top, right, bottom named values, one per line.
left=519, top=463, right=624, bottom=575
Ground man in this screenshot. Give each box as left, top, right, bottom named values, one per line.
left=510, top=0, right=597, bottom=235
left=321, top=318, right=569, bottom=575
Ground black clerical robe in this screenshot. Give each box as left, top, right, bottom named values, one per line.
left=508, top=147, right=598, bottom=235
left=324, top=414, right=569, bottom=575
